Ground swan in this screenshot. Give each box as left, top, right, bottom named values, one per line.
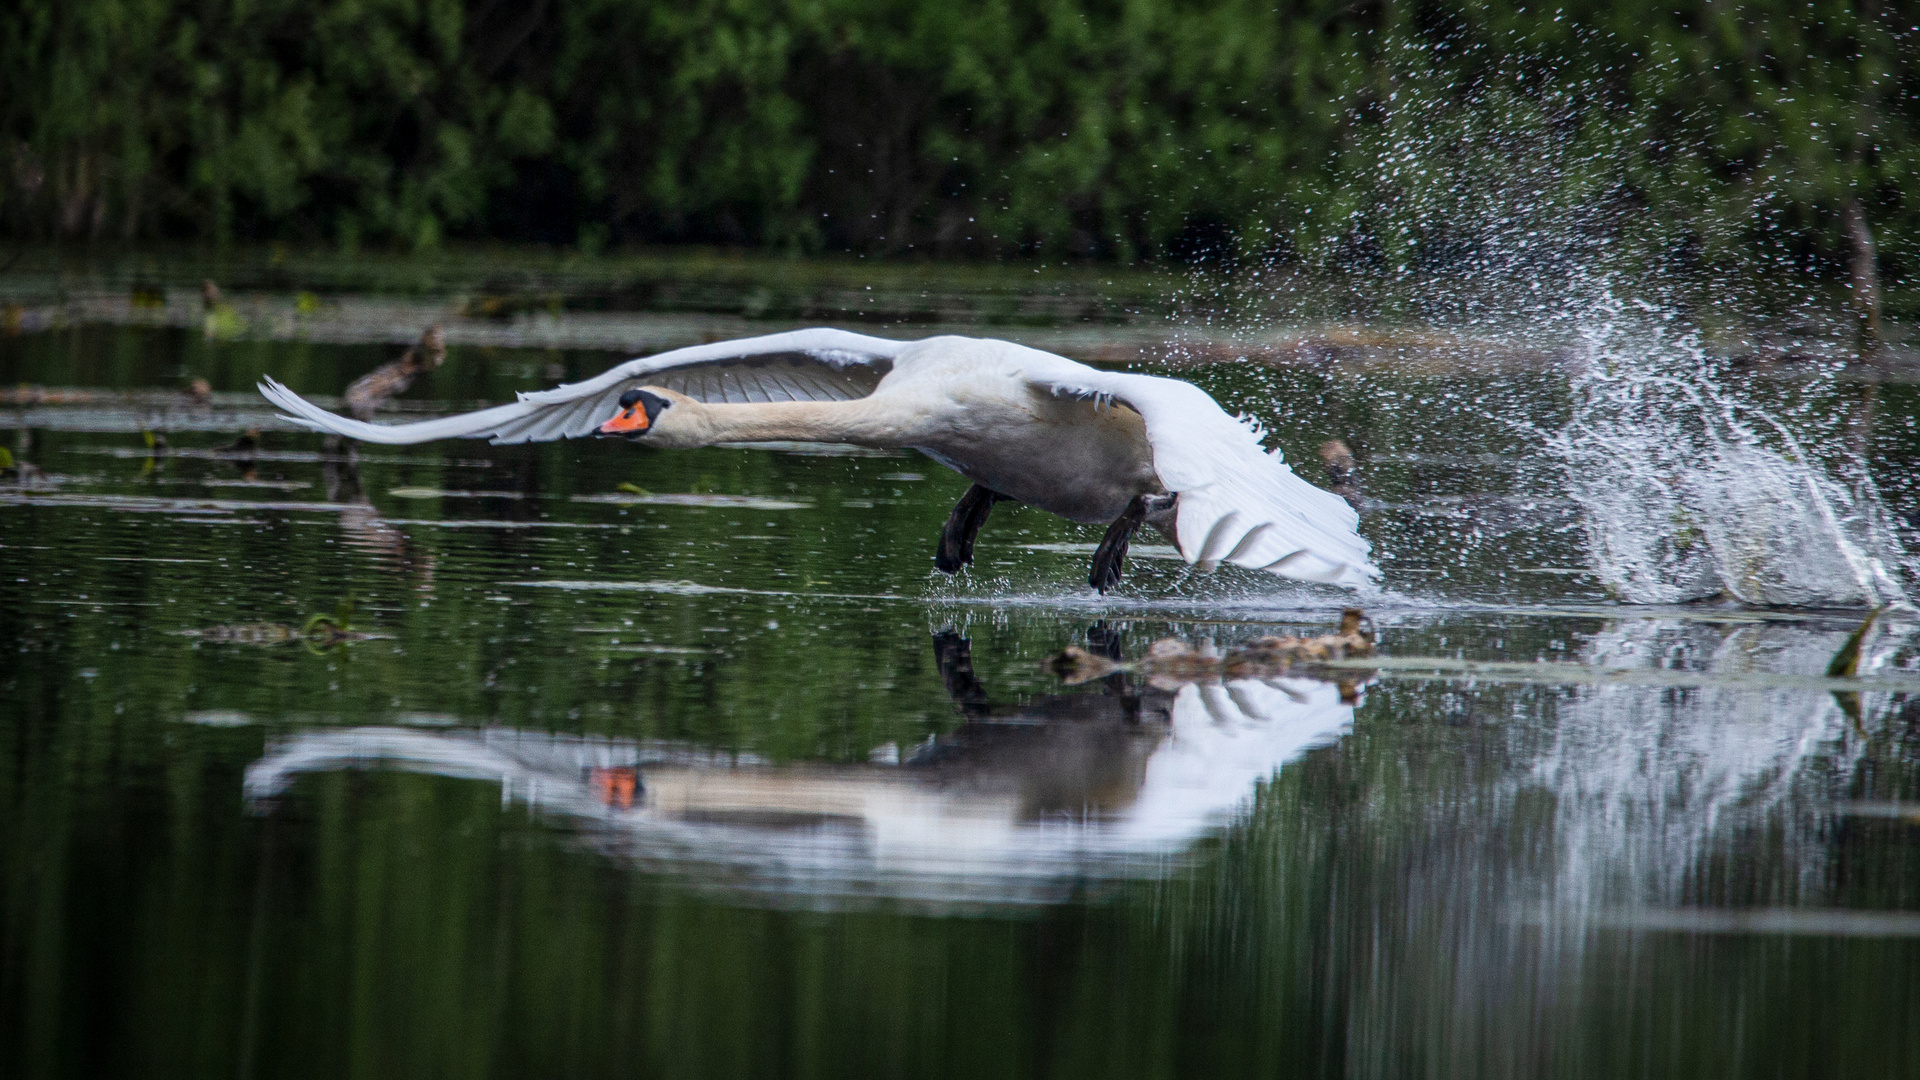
left=259, top=328, right=1377, bottom=591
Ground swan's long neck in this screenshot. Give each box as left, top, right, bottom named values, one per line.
left=653, top=399, right=910, bottom=448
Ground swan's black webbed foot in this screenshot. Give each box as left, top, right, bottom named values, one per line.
left=935, top=483, right=1009, bottom=573
left=1090, top=495, right=1154, bottom=593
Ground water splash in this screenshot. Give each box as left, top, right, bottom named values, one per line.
left=1181, top=41, right=1917, bottom=608
left=1549, top=294, right=1911, bottom=607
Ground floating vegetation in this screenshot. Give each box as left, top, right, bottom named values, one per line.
left=508, top=579, right=909, bottom=601
left=462, top=289, right=563, bottom=320
left=201, top=280, right=243, bottom=338
left=197, top=478, right=311, bottom=491
left=177, top=599, right=382, bottom=652
left=1826, top=607, right=1887, bottom=678
left=378, top=517, right=617, bottom=530
left=96, top=555, right=213, bottom=564
left=182, top=623, right=310, bottom=645
left=0, top=446, right=45, bottom=484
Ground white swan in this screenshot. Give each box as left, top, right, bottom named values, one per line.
left=259, top=328, right=1377, bottom=591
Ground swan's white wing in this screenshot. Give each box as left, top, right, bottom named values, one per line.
left=1114, top=678, right=1357, bottom=844
left=258, top=328, right=909, bottom=445
left=1022, top=358, right=1378, bottom=588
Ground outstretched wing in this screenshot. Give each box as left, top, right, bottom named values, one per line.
left=1020, top=353, right=1378, bottom=588
left=259, top=328, right=908, bottom=445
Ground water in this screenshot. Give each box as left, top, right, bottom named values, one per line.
left=5, top=289, right=1920, bottom=1078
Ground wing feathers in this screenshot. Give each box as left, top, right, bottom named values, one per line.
left=1222, top=522, right=1278, bottom=565
left=1018, top=351, right=1378, bottom=588
left=259, top=328, right=906, bottom=446
left=1195, top=512, right=1246, bottom=565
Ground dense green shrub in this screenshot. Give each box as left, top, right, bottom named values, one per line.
left=1, top=0, right=1913, bottom=274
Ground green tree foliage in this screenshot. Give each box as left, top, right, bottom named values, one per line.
left=0, top=0, right=1913, bottom=272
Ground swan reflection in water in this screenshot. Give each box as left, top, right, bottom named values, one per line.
left=244, top=631, right=1361, bottom=906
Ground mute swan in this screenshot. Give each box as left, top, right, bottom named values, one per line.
left=259, top=328, right=1377, bottom=591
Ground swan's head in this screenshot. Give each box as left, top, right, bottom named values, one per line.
left=598, top=389, right=673, bottom=439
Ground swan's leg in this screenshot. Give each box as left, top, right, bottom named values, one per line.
left=1140, top=492, right=1178, bottom=539
left=931, top=630, right=991, bottom=717
left=934, top=483, right=1009, bottom=573
left=1090, top=494, right=1174, bottom=592
left=1090, top=496, right=1152, bottom=592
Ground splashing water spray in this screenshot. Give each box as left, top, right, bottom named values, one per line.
left=1550, top=291, right=1910, bottom=607
left=1188, top=41, right=1916, bottom=609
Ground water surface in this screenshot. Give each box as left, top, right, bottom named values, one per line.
left=4, top=311, right=1920, bottom=1079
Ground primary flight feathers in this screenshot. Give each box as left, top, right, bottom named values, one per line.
left=260, top=328, right=907, bottom=445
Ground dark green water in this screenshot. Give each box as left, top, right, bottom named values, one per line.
left=5, top=324, right=1920, bottom=1079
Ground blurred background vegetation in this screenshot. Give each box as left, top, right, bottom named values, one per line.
left=2, top=0, right=1913, bottom=281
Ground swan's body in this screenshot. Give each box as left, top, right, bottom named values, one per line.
left=260, top=329, right=1376, bottom=589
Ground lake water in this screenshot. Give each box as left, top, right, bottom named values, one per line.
left=4, top=282, right=1920, bottom=1078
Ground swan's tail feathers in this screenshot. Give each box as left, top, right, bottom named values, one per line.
left=257, top=377, right=538, bottom=445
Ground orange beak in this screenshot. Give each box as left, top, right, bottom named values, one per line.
left=588, top=766, right=639, bottom=809
left=599, top=405, right=651, bottom=435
